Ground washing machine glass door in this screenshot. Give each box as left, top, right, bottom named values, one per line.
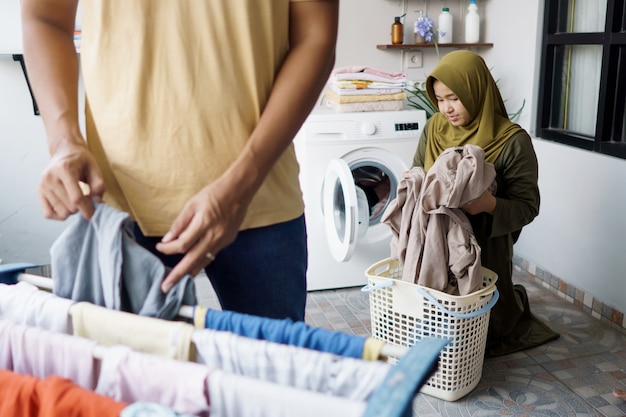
left=322, top=159, right=369, bottom=262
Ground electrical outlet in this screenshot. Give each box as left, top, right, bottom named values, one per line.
left=404, top=51, right=423, bottom=69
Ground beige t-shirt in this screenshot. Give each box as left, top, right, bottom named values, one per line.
left=80, top=0, right=317, bottom=236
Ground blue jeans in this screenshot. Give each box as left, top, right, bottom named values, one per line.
left=133, top=215, right=308, bottom=322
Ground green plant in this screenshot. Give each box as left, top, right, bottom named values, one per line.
left=506, top=98, right=525, bottom=122
left=405, top=81, right=438, bottom=118
left=494, top=75, right=526, bottom=122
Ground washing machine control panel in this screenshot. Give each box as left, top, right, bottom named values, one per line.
left=361, top=121, right=422, bottom=136
left=301, top=108, right=427, bottom=141
left=357, top=111, right=426, bottom=140
left=360, top=122, right=377, bottom=136
left=394, top=122, right=421, bottom=132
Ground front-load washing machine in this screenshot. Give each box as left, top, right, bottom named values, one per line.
left=294, top=106, right=427, bottom=291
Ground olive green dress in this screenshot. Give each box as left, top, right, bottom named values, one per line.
left=413, top=126, right=560, bottom=356
left=409, top=50, right=559, bottom=356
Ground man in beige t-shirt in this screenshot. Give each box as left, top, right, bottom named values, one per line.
left=22, top=0, right=339, bottom=321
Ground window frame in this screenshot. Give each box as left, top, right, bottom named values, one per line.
left=536, top=0, right=626, bottom=160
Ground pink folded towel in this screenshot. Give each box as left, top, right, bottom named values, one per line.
left=332, top=66, right=407, bottom=81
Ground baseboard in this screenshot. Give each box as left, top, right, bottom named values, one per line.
left=513, top=254, right=625, bottom=332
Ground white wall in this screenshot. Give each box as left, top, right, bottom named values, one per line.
left=0, top=0, right=22, bottom=55
left=478, top=0, right=626, bottom=316
left=336, top=0, right=498, bottom=86
left=336, top=0, right=626, bottom=315
left=1, top=0, right=625, bottom=315
left=520, top=140, right=626, bottom=314
left=0, top=55, right=66, bottom=265
left=0, top=0, right=82, bottom=266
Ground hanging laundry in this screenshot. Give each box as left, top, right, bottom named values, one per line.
left=0, top=311, right=447, bottom=417
left=120, top=402, right=196, bottom=417
left=0, top=281, right=75, bottom=333
left=192, top=328, right=390, bottom=401
left=0, top=319, right=99, bottom=390
left=382, top=144, right=496, bottom=295
left=95, top=346, right=211, bottom=417
left=70, top=302, right=195, bottom=361
left=0, top=370, right=127, bottom=417
left=208, top=369, right=368, bottom=417
left=50, top=203, right=196, bottom=320
left=196, top=306, right=384, bottom=360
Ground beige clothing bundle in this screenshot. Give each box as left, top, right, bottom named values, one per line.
left=382, top=144, right=496, bottom=295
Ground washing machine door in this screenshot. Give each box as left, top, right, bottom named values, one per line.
left=322, top=159, right=370, bottom=262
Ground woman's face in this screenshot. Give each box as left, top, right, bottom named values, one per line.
left=433, top=80, right=471, bottom=127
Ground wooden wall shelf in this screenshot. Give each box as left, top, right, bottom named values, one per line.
left=377, top=43, right=493, bottom=50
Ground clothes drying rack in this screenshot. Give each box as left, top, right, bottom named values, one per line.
left=0, top=316, right=448, bottom=417
left=2, top=263, right=409, bottom=360
left=0, top=262, right=448, bottom=417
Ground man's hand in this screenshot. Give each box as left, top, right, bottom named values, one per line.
left=155, top=177, right=247, bottom=293
left=38, top=141, right=105, bottom=221
left=155, top=0, right=338, bottom=294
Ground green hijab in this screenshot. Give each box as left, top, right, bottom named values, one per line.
left=423, top=50, right=522, bottom=171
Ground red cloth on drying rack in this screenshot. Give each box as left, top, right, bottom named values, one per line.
left=0, top=369, right=127, bottom=417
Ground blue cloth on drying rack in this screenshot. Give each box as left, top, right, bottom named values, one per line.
left=203, top=308, right=365, bottom=359
left=363, top=337, right=450, bottom=417
left=50, top=203, right=197, bottom=320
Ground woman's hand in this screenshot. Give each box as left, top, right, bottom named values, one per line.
left=462, top=189, right=496, bottom=215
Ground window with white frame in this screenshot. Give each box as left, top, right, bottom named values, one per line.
left=537, top=0, right=626, bottom=159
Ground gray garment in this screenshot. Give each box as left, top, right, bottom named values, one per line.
left=51, top=203, right=196, bottom=319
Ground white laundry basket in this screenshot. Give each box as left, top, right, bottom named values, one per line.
left=363, top=258, right=499, bottom=401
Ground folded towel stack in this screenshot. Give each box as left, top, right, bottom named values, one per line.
left=324, top=66, right=408, bottom=113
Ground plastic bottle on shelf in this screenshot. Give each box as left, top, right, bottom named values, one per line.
left=413, top=10, right=426, bottom=43
left=465, top=0, right=480, bottom=44
left=438, top=7, right=453, bottom=44
left=392, top=16, right=404, bottom=45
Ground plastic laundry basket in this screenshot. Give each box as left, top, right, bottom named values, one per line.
left=363, top=258, right=499, bottom=401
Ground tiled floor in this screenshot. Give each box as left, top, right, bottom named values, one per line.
left=195, top=265, right=626, bottom=417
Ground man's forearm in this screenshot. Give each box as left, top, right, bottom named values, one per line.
left=22, top=0, right=83, bottom=153
left=233, top=1, right=339, bottom=192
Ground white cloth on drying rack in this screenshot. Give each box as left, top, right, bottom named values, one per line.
left=0, top=281, right=75, bottom=333
left=209, top=368, right=368, bottom=417
left=96, top=344, right=367, bottom=417
left=121, top=402, right=196, bottom=417
left=192, top=328, right=391, bottom=401
left=0, top=319, right=99, bottom=390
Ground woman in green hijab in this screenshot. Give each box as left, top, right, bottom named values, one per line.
left=412, top=50, right=559, bottom=357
